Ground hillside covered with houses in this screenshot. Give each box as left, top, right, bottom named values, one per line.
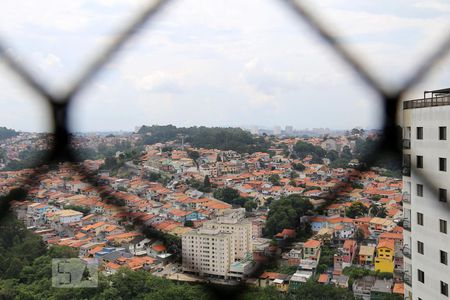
left=0, top=126, right=404, bottom=299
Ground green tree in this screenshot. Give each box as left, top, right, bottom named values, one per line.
left=0, top=214, right=46, bottom=279
left=326, top=150, right=339, bottom=161
left=290, top=281, right=354, bottom=299
left=48, top=245, right=79, bottom=259
left=268, top=174, right=281, bottom=186
left=293, top=141, right=326, bottom=163
left=139, top=125, right=271, bottom=153
left=265, top=194, right=313, bottom=237
left=318, top=242, right=337, bottom=269
left=203, top=175, right=211, bottom=188
left=188, top=150, right=200, bottom=169
left=244, top=200, right=257, bottom=212
left=345, top=202, right=368, bottom=219
left=239, top=286, right=285, bottom=300
left=370, top=204, right=387, bottom=218
left=292, top=163, right=305, bottom=171
left=0, top=127, right=18, bottom=140
left=213, top=187, right=240, bottom=203
left=187, top=150, right=200, bottom=161
left=354, top=227, right=366, bottom=243
left=184, top=220, right=194, bottom=227
left=4, top=149, right=48, bottom=171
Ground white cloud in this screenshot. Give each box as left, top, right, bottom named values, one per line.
left=414, top=1, right=450, bottom=13
left=136, top=71, right=183, bottom=93
left=241, top=58, right=297, bottom=96
left=1, top=0, right=448, bottom=132
left=0, top=1, right=91, bottom=33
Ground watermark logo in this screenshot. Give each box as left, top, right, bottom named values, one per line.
left=52, top=258, right=98, bottom=288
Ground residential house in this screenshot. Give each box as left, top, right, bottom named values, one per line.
left=374, top=239, right=395, bottom=273
left=359, top=245, right=375, bottom=266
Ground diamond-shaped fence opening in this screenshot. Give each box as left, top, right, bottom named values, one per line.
left=1, top=0, right=450, bottom=299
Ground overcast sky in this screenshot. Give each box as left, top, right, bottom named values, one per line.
left=0, top=0, right=450, bottom=132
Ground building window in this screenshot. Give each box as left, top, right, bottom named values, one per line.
left=418, top=269, right=425, bottom=283
left=441, top=250, right=448, bottom=265
left=417, top=155, right=423, bottom=168
left=417, top=241, right=424, bottom=254
left=440, top=158, right=447, bottom=172
left=417, top=127, right=423, bottom=140
left=442, top=281, right=449, bottom=297
left=417, top=212, right=424, bottom=226
left=417, top=184, right=423, bottom=197
left=440, top=126, right=447, bottom=140
left=440, top=188, right=448, bottom=203
left=440, top=219, right=447, bottom=234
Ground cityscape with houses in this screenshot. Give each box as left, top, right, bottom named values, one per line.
left=2, top=0, right=450, bottom=298
left=0, top=124, right=408, bottom=299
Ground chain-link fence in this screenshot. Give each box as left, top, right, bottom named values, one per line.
left=1, top=0, right=450, bottom=299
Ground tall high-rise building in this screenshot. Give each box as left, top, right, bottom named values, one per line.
left=182, top=208, right=253, bottom=278
left=285, top=125, right=294, bottom=135
left=182, top=227, right=235, bottom=278
left=402, top=88, right=450, bottom=300
left=273, top=126, right=282, bottom=136
left=203, top=208, right=253, bottom=260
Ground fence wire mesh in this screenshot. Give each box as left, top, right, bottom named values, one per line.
left=1, top=0, right=450, bottom=299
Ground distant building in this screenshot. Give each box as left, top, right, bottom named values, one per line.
left=273, top=126, right=282, bottom=136
left=285, top=126, right=293, bottom=135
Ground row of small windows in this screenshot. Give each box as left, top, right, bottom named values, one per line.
left=415, top=184, right=447, bottom=202
left=415, top=126, right=447, bottom=140
left=415, top=156, right=447, bottom=171
left=415, top=212, right=447, bottom=233
left=417, top=270, right=448, bottom=297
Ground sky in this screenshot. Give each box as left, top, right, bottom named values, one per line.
left=0, top=0, right=450, bottom=133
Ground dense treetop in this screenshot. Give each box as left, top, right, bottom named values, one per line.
left=138, top=125, right=271, bottom=154
left=0, top=127, right=18, bottom=141
left=264, top=194, right=313, bottom=237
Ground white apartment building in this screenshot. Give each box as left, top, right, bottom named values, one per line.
left=182, top=227, right=235, bottom=278
left=182, top=208, right=253, bottom=278
left=202, top=208, right=253, bottom=260
left=402, top=88, right=450, bottom=300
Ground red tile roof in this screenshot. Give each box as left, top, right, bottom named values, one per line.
left=318, top=273, right=329, bottom=283
left=304, top=239, right=321, bottom=248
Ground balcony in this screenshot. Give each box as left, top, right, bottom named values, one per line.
left=403, top=245, right=411, bottom=259
left=402, top=193, right=411, bottom=204
left=404, top=95, right=450, bottom=110
left=403, top=139, right=411, bottom=149
left=403, top=219, right=411, bottom=231
left=404, top=273, right=412, bottom=286
left=402, top=166, right=411, bottom=177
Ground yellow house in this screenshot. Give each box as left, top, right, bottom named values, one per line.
left=374, top=239, right=395, bottom=273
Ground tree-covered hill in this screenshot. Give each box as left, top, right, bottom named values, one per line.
left=138, top=125, right=271, bottom=154
left=0, top=127, right=18, bottom=141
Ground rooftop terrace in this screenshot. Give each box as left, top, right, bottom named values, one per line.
left=403, top=88, right=450, bottom=109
